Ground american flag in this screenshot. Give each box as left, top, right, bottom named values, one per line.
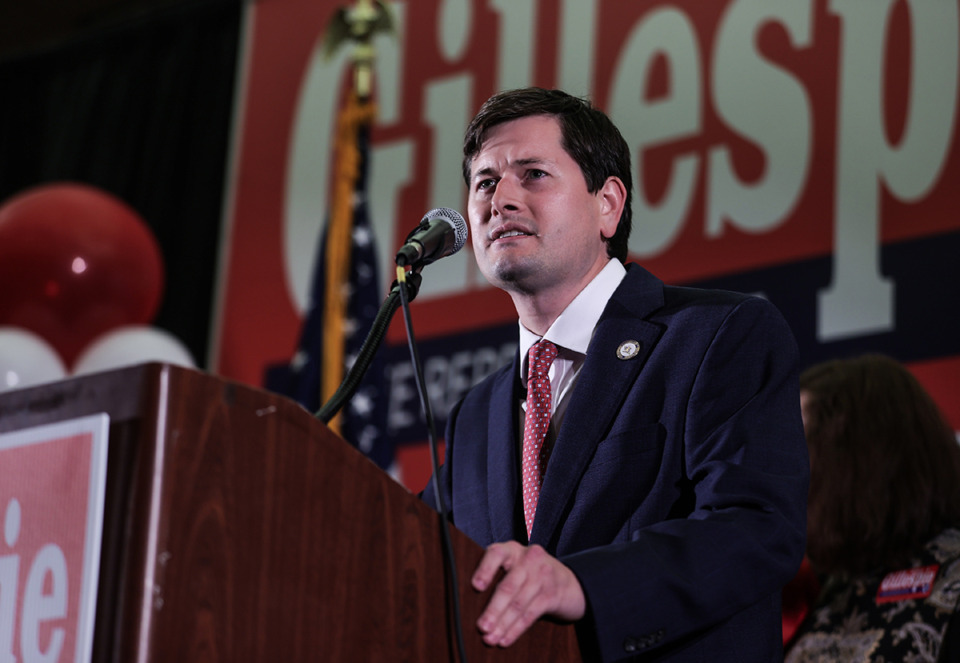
left=265, top=93, right=393, bottom=471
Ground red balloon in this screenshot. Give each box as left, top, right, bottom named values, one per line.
left=0, top=183, right=164, bottom=366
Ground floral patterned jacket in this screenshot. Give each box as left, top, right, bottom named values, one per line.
left=786, top=528, right=960, bottom=663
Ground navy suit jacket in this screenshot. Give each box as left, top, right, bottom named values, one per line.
left=422, top=264, right=809, bottom=662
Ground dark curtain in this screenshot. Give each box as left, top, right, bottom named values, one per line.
left=0, top=0, right=243, bottom=368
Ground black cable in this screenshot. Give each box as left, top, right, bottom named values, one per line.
left=315, top=273, right=421, bottom=423
left=396, top=267, right=469, bottom=663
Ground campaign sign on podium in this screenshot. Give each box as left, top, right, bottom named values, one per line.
left=0, top=414, right=110, bottom=663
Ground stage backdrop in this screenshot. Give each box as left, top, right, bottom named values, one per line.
left=213, top=0, right=960, bottom=491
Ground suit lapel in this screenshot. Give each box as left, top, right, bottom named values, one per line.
left=486, top=353, right=523, bottom=543
left=530, top=265, right=666, bottom=548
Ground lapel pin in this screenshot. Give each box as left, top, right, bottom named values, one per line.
left=617, top=340, right=641, bottom=360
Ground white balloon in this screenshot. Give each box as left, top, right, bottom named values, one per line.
left=0, top=327, right=68, bottom=391
left=72, top=325, right=196, bottom=375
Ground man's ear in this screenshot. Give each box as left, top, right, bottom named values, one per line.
left=598, top=176, right=627, bottom=240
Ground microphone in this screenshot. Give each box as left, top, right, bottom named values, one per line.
left=395, top=208, right=467, bottom=268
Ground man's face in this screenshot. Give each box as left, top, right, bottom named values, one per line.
left=466, top=114, right=619, bottom=299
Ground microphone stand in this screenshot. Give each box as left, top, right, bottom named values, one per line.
left=314, top=271, right=422, bottom=423
left=393, top=266, right=469, bottom=663
left=315, top=263, right=469, bottom=663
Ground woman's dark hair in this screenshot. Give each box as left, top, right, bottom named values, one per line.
left=801, top=354, right=960, bottom=576
left=462, top=87, right=633, bottom=263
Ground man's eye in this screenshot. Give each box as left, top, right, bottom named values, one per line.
left=527, top=169, right=547, bottom=180
left=476, top=178, right=496, bottom=192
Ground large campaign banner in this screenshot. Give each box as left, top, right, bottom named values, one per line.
left=214, top=0, right=960, bottom=489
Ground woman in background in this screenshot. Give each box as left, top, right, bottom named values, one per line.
left=786, top=354, right=960, bottom=662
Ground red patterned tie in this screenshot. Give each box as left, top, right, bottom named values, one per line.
left=522, top=339, right=558, bottom=538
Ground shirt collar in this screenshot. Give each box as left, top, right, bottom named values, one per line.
left=519, top=259, right=627, bottom=377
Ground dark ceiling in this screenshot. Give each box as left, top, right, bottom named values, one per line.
left=0, top=0, right=199, bottom=63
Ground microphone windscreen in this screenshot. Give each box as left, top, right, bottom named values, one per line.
left=422, top=207, right=467, bottom=256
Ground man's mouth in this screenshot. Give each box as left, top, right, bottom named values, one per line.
left=492, top=226, right=534, bottom=241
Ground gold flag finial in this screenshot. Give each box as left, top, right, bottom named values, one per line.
left=321, top=0, right=396, bottom=99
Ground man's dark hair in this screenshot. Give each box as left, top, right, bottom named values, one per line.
left=801, top=354, right=960, bottom=576
left=462, top=87, right=633, bottom=263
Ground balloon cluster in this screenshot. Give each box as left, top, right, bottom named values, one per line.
left=0, top=183, right=195, bottom=392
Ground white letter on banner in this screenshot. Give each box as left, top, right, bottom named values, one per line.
left=386, top=361, right=418, bottom=433
left=707, top=0, right=813, bottom=237
left=611, top=7, right=702, bottom=258
left=418, top=75, right=474, bottom=298
left=424, top=354, right=451, bottom=415
left=21, top=545, right=67, bottom=663
left=438, top=0, right=472, bottom=61
left=0, top=500, right=20, bottom=663
left=557, top=0, right=598, bottom=98
left=820, top=0, right=958, bottom=341
left=370, top=141, right=416, bottom=292
left=490, top=0, right=537, bottom=90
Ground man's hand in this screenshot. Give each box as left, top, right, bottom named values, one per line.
left=471, top=541, right=586, bottom=647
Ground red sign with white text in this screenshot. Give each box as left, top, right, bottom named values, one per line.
left=0, top=415, right=109, bottom=663
left=216, top=0, right=960, bottom=486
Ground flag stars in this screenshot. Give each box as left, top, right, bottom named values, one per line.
left=355, top=261, right=373, bottom=283
left=351, top=190, right=367, bottom=210
left=353, top=224, right=372, bottom=247
left=344, top=351, right=359, bottom=371
left=290, top=350, right=309, bottom=372
left=356, top=424, right=378, bottom=454
left=350, top=388, right=375, bottom=417
left=342, top=316, right=360, bottom=337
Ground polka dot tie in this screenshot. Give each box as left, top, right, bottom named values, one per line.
left=521, top=339, right=558, bottom=538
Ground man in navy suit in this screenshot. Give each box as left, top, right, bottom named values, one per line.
left=422, top=87, right=809, bottom=661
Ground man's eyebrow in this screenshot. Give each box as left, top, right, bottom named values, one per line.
left=472, top=165, right=498, bottom=180
left=471, top=157, right=551, bottom=180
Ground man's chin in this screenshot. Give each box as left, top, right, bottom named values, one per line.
left=486, top=263, right=543, bottom=294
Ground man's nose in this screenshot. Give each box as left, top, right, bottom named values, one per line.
left=491, top=177, right=521, bottom=216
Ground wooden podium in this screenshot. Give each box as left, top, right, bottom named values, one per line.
left=0, top=363, right=580, bottom=662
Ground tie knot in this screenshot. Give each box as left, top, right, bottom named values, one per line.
left=528, top=339, right=558, bottom=381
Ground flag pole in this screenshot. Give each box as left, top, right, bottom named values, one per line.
left=319, top=0, right=394, bottom=432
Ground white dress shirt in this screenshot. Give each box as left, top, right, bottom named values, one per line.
left=518, top=259, right=627, bottom=450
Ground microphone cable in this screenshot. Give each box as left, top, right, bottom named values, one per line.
left=396, top=265, right=469, bottom=663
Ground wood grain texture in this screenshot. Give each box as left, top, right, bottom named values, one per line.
left=0, top=364, right=581, bottom=662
